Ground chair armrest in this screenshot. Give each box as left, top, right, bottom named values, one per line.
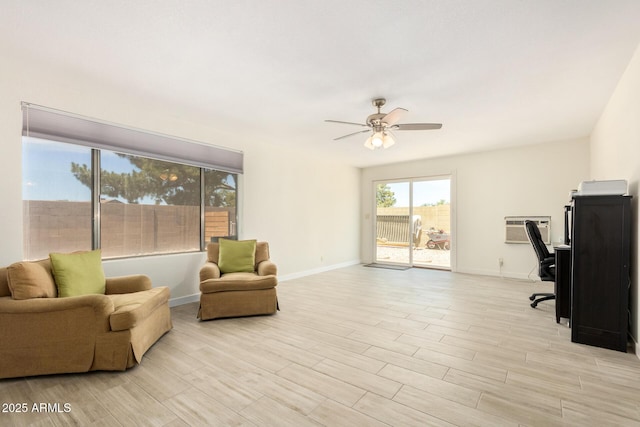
left=200, top=262, right=221, bottom=282
left=541, top=258, right=555, bottom=268
left=105, top=275, right=152, bottom=294
left=257, top=260, right=277, bottom=276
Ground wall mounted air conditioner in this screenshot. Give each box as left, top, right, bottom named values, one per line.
left=504, top=216, right=551, bottom=244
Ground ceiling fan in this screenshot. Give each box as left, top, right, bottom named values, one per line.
left=325, top=98, right=442, bottom=150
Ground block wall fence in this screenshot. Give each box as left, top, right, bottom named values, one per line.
left=23, top=200, right=235, bottom=259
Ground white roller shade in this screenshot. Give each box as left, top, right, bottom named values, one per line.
left=22, top=103, right=243, bottom=174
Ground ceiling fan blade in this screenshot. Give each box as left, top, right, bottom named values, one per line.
left=325, top=119, right=369, bottom=127
left=381, top=108, right=408, bottom=126
left=392, top=123, right=443, bottom=131
left=333, top=129, right=371, bottom=141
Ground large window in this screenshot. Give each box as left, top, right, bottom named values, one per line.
left=23, top=139, right=238, bottom=260
left=98, top=151, right=203, bottom=258
left=23, top=138, right=93, bottom=259
left=21, top=104, right=241, bottom=260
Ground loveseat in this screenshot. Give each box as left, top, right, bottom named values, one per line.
left=0, top=253, right=172, bottom=379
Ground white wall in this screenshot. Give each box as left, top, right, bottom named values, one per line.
left=361, top=139, right=590, bottom=279
left=241, top=143, right=361, bottom=279
left=591, top=42, right=640, bottom=352
left=0, top=48, right=361, bottom=306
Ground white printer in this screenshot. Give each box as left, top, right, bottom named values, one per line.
left=574, top=179, right=627, bottom=196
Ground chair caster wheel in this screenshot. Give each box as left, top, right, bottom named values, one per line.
left=531, top=302, right=537, bottom=308
left=529, top=295, right=535, bottom=301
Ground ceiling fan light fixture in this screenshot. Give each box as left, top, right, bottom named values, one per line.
left=364, top=135, right=375, bottom=150
left=382, top=132, right=395, bottom=148
left=364, top=131, right=393, bottom=150
left=371, top=132, right=384, bottom=148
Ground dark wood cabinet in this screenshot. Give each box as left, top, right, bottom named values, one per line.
left=571, top=195, right=631, bottom=352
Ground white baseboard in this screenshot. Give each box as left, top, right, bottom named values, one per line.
left=279, top=259, right=361, bottom=282
left=455, top=267, right=534, bottom=281
left=169, top=293, right=200, bottom=308
left=167, top=260, right=361, bottom=307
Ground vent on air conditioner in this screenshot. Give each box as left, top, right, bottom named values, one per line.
left=505, top=216, right=551, bottom=244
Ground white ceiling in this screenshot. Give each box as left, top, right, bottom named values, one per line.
left=3, top=1, right=640, bottom=168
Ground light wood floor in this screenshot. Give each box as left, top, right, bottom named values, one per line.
left=2, top=265, right=640, bottom=426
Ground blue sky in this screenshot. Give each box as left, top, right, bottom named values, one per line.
left=383, top=179, right=450, bottom=207
left=23, top=137, right=141, bottom=202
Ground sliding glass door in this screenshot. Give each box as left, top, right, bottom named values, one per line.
left=374, top=176, right=451, bottom=269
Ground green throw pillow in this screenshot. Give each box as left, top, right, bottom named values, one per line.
left=49, top=250, right=106, bottom=298
left=218, top=238, right=257, bottom=274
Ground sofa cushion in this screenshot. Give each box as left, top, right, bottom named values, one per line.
left=6, top=261, right=57, bottom=300
left=218, top=239, right=256, bottom=274
left=200, top=273, right=277, bottom=293
left=50, top=250, right=106, bottom=298
left=108, top=287, right=170, bottom=331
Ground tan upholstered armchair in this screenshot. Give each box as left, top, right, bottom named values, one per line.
left=198, top=240, right=278, bottom=320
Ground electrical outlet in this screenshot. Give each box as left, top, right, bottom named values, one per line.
left=498, top=257, right=504, bottom=267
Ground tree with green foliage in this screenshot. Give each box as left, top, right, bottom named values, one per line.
left=71, top=154, right=236, bottom=206
left=421, top=199, right=449, bottom=207
left=376, top=184, right=396, bottom=207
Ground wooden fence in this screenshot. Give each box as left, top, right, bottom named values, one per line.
left=376, top=215, right=415, bottom=244
left=376, top=204, right=450, bottom=246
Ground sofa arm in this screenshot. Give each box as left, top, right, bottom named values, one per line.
left=105, top=275, right=152, bottom=294
left=0, top=295, right=115, bottom=379
left=0, top=294, right=114, bottom=314
left=200, top=262, right=221, bottom=282
left=0, top=294, right=115, bottom=332
left=257, top=260, right=277, bottom=277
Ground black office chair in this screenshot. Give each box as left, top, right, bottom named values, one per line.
left=524, top=220, right=555, bottom=308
